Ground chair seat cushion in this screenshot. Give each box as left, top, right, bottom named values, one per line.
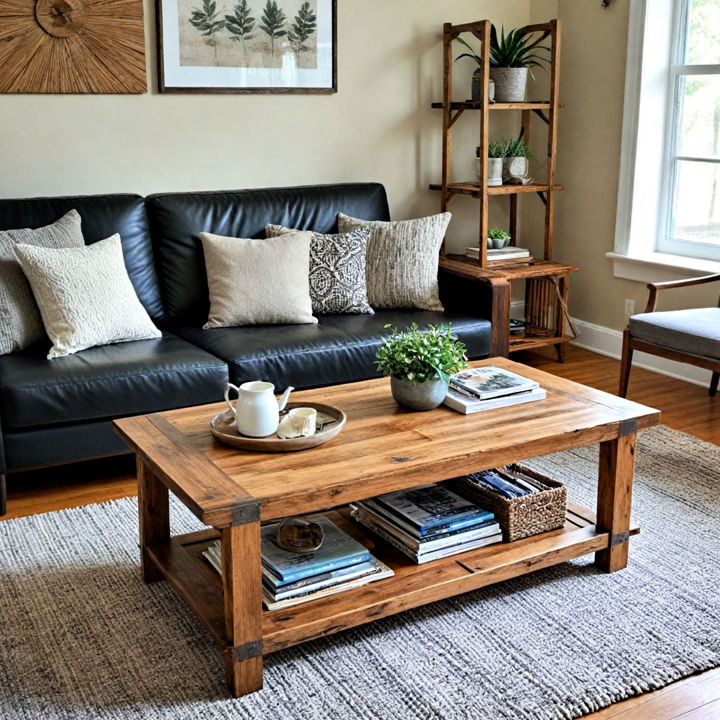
left=0, top=333, right=228, bottom=430
left=175, top=310, right=492, bottom=389
left=629, top=308, right=720, bottom=359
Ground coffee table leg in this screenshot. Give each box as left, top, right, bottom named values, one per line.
left=595, top=433, right=636, bottom=572
left=222, top=522, right=264, bottom=697
left=137, top=458, right=170, bottom=583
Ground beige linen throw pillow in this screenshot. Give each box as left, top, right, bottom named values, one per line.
left=0, top=209, right=84, bottom=355
left=13, top=234, right=161, bottom=359
left=200, top=231, right=317, bottom=328
left=337, top=211, right=451, bottom=311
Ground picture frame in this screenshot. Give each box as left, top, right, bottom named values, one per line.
left=157, top=0, right=336, bottom=93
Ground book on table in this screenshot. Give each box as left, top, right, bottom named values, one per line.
left=444, top=386, right=546, bottom=414
left=351, top=483, right=502, bottom=564
left=450, top=366, right=539, bottom=400
left=465, top=246, right=531, bottom=261
left=202, top=515, right=394, bottom=610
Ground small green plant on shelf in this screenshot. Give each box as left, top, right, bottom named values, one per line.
left=483, top=141, right=506, bottom=158
left=454, top=25, right=550, bottom=102
left=488, top=228, right=511, bottom=241
left=503, top=137, right=532, bottom=158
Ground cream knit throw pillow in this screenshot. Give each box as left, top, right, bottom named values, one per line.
left=13, top=234, right=161, bottom=359
left=0, top=210, right=84, bottom=355
left=337, top=211, right=450, bottom=311
left=200, top=231, right=317, bottom=328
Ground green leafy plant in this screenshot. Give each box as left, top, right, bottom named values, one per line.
left=225, top=0, right=256, bottom=63
left=488, top=228, right=511, bottom=240
left=489, top=25, right=550, bottom=71
left=189, top=0, right=225, bottom=64
left=455, top=25, right=550, bottom=76
left=260, top=0, right=287, bottom=58
left=485, top=141, right=506, bottom=158
left=288, top=1, right=317, bottom=58
left=375, top=324, right=468, bottom=383
left=502, top=137, right=532, bottom=158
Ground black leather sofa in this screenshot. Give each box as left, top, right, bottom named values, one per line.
left=0, top=183, right=495, bottom=514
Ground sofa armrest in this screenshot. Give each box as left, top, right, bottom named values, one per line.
left=438, top=269, right=509, bottom=357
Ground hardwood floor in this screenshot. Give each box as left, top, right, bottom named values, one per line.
left=3, top=345, right=719, bottom=718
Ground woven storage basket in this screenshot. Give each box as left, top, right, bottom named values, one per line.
left=446, top=464, right=567, bottom=542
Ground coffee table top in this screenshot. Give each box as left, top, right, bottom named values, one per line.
left=115, top=357, right=660, bottom=527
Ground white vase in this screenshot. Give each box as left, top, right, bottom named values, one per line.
left=504, top=156, right=529, bottom=181
left=486, top=157, right=504, bottom=187
left=489, top=67, right=528, bottom=102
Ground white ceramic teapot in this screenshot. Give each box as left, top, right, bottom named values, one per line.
left=224, top=381, right=294, bottom=437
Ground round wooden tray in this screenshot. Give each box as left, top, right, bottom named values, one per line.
left=209, top=402, right=346, bottom=453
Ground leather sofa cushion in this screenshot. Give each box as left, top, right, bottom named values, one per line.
left=0, top=194, right=164, bottom=322
left=147, top=183, right=390, bottom=326
left=629, top=308, right=720, bottom=359
left=176, top=310, right=492, bottom=389
left=0, top=334, right=228, bottom=430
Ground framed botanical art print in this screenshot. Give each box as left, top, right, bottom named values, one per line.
left=158, top=0, right=336, bottom=93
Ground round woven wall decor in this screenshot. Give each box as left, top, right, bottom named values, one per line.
left=0, top=0, right=146, bottom=93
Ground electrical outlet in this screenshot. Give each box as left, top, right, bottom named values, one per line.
left=624, top=299, right=635, bottom=319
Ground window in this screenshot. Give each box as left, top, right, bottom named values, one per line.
left=659, top=0, right=720, bottom=261
left=611, top=0, right=720, bottom=280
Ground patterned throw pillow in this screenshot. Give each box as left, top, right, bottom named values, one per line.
left=0, top=210, right=84, bottom=355
left=337, top=212, right=451, bottom=311
left=265, top=224, right=373, bottom=315
left=13, top=235, right=161, bottom=359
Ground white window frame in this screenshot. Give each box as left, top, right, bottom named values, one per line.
left=657, top=0, right=720, bottom=261
left=608, top=0, right=720, bottom=281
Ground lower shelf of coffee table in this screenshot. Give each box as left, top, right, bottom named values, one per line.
left=147, top=501, right=638, bottom=656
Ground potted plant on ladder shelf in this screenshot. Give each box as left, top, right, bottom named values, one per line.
left=456, top=25, right=550, bottom=103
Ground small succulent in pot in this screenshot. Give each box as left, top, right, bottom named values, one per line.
left=502, top=137, right=532, bottom=181
left=487, top=228, right=512, bottom=249
left=481, top=141, right=506, bottom=187
left=375, top=324, right=468, bottom=411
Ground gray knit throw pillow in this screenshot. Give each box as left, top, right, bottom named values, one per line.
left=266, top=224, right=373, bottom=315
left=0, top=210, right=84, bottom=355
left=337, top=212, right=450, bottom=311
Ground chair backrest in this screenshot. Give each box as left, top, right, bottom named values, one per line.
left=146, top=183, right=390, bottom=326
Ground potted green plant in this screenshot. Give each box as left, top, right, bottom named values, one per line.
left=479, top=141, right=505, bottom=187
left=456, top=26, right=549, bottom=103
left=487, top=228, right=512, bottom=249
left=375, top=324, right=468, bottom=411
left=502, top=137, right=532, bottom=181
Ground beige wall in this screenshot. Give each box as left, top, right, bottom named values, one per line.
left=3, top=0, right=715, bottom=328
left=551, top=0, right=718, bottom=329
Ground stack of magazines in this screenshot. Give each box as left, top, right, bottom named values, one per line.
left=351, top=483, right=502, bottom=564
left=444, top=365, right=546, bottom=414
left=466, top=469, right=543, bottom=499
left=203, top=515, right=393, bottom=611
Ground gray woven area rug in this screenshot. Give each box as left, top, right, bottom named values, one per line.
left=2, top=425, right=720, bottom=720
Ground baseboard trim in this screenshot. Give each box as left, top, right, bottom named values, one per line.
left=569, top=318, right=712, bottom=388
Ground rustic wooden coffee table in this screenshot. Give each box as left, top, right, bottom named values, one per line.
left=114, top=358, right=660, bottom=697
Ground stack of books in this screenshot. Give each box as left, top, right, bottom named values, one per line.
left=351, top=483, right=502, bottom=564
left=203, top=515, right=393, bottom=611
left=444, top=365, right=546, bottom=414
left=466, top=246, right=531, bottom=262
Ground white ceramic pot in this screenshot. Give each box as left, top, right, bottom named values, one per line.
left=489, top=67, right=528, bottom=102
left=486, top=157, right=504, bottom=187
left=504, top=156, right=529, bottom=181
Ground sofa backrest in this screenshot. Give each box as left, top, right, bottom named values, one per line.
left=0, top=194, right=165, bottom=322
left=147, top=183, right=390, bottom=327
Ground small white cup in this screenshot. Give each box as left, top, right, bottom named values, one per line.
left=277, top=407, right=317, bottom=439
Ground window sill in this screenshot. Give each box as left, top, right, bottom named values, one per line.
left=606, top=251, right=720, bottom=283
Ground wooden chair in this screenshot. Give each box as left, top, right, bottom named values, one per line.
left=619, top=274, right=720, bottom=398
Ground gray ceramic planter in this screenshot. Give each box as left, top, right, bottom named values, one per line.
left=390, top=376, right=449, bottom=411
left=489, top=67, right=528, bottom=102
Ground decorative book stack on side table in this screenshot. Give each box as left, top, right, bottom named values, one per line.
left=114, top=358, right=659, bottom=698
